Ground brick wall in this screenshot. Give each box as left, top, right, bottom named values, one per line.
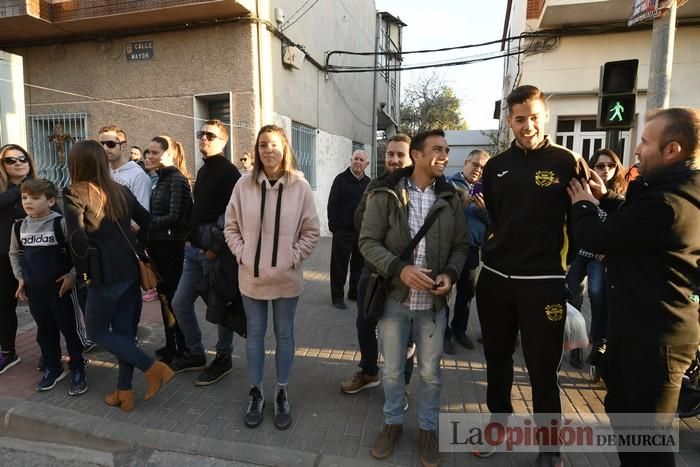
left=527, top=0, right=545, bottom=19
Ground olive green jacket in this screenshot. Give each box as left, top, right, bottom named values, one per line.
left=358, top=166, right=469, bottom=311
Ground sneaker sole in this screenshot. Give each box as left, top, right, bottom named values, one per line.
left=194, top=367, right=233, bottom=386
left=68, top=385, right=88, bottom=396
left=0, top=356, right=21, bottom=375
left=341, top=379, right=380, bottom=394
left=36, top=370, right=68, bottom=392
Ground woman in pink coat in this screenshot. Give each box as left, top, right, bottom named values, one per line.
left=224, top=125, right=320, bottom=431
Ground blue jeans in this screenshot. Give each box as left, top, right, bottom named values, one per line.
left=172, top=245, right=234, bottom=355
left=566, top=254, right=607, bottom=341
left=377, top=297, right=446, bottom=431
left=86, top=279, right=154, bottom=390
left=241, top=295, right=298, bottom=387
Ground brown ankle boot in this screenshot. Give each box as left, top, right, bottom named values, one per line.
left=104, top=390, right=120, bottom=407
left=118, top=390, right=134, bottom=412
left=144, top=361, right=174, bottom=401
left=105, top=389, right=134, bottom=412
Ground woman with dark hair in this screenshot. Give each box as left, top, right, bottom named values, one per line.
left=145, top=136, right=192, bottom=363
left=566, top=148, right=627, bottom=371
left=64, top=140, right=173, bottom=411
left=0, top=144, right=37, bottom=374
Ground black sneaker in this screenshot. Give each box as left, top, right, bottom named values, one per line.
left=170, top=352, right=207, bottom=373
left=194, top=353, right=232, bottom=386
left=245, top=386, right=265, bottom=428
left=586, top=339, right=607, bottom=366
left=0, top=353, right=21, bottom=375
left=68, top=367, right=88, bottom=396
left=454, top=332, right=475, bottom=350
left=36, top=367, right=67, bottom=392
left=443, top=336, right=456, bottom=355
left=569, top=349, right=584, bottom=369
left=332, top=300, right=348, bottom=310
left=273, top=388, right=291, bottom=430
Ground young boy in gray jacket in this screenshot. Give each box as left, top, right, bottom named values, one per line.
left=9, top=178, right=88, bottom=395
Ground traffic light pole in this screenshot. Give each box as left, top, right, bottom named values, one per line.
left=647, top=0, right=677, bottom=111
left=605, top=129, right=621, bottom=157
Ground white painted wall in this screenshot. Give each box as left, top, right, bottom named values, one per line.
left=0, top=50, right=27, bottom=148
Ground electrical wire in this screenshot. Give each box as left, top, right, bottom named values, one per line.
left=281, top=0, right=320, bottom=31
left=282, top=0, right=315, bottom=28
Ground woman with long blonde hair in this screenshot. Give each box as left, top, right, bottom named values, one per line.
left=225, top=125, right=320, bottom=430
left=64, top=140, right=173, bottom=411
left=0, top=144, right=37, bottom=374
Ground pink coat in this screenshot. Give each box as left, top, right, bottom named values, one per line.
left=224, top=170, right=320, bottom=300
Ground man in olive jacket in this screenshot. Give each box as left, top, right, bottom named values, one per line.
left=568, top=107, right=700, bottom=467
left=359, top=129, right=468, bottom=467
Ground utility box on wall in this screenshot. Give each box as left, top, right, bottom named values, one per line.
left=0, top=50, right=27, bottom=148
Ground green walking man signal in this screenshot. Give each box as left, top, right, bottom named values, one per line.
left=598, top=59, right=638, bottom=129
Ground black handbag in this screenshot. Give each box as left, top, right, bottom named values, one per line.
left=363, top=209, right=441, bottom=320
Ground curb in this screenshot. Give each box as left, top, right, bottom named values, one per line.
left=0, top=397, right=327, bottom=466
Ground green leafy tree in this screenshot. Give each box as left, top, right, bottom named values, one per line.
left=399, top=73, right=468, bottom=136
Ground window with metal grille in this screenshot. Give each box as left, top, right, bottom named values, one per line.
left=28, top=113, right=88, bottom=189
left=291, top=121, right=316, bottom=189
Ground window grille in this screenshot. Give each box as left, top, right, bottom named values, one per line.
left=28, top=113, right=88, bottom=189
left=291, top=121, right=316, bottom=189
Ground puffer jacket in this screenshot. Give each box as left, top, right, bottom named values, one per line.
left=148, top=166, right=192, bottom=243
left=358, top=166, right=469, bottom=311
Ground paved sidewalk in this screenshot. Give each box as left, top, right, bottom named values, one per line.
left=1, top=237, right=699, bottom=466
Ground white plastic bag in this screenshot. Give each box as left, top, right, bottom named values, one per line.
left=564, top=303, right=589, bottom=351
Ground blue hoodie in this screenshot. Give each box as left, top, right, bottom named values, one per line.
left=448, top=172, right=489, bottom=247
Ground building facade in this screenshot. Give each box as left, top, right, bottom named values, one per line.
left=0, top=0, right=399, bottom=235
left=500, top=0, right=700, bottom=166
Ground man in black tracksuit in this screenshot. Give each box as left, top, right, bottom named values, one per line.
left=568, top=107, right=700, bottom=467
left=475, top=85, right=589, bottom=466
left=327, top=150, right=370, bottom=309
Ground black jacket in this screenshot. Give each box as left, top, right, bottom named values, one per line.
left=327, top=168, right=370, bottom=233
left=190, top=154, right=240, bottom=248
left=64, top=186, right=151, bottom=287
left=0, top=183, right=25, bottom=257
left=148, top=166, right=192, bottom=243
left=572, top=161, right=700, bottom=346
left=481, top=137, right=590, bottom=276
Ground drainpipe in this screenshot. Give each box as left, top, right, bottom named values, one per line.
left=370, top=12, right=381, bottom=178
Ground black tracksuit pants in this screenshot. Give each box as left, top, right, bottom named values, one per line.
left=476, top=268, right=566, bottom=420
left=0, top=255, right=18, bottom=354
left=603, top=337, right=697, bottom=467
left=27, top=282, right=86, bottom=372
left=330, top=229, right=363, bottom=302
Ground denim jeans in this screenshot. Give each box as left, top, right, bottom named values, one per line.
left=241, top=295, right=299, bottom=387
left=172, top=245, right=234, bottom=355
left=377, top=297, right=446, bottom=431
left=566, top=254, right=607, bottom=341
left=85, top=279, right=154, bottom=390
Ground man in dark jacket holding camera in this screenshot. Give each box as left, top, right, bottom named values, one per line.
left=568, top=107, right=700, bottom=467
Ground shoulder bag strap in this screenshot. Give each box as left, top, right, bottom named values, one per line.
left=398, top=207, right=441, bottom=261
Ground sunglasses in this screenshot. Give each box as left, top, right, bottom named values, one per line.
left=2, top=155, right=29, bottom=165
left=100, top=140, right=124, bottom=149
left=196, top=131, right=219, bottom=141
left=594, top=162, right=616, bottom=170
left=240, top=158, right=248, bottom=162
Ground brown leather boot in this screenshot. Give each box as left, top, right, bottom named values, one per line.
left=104, top=389, right=134, bottom=412
left=371, top=424, right=403, bottom=459
left=104, top=390, right=120, bottom=407
left=144, top=361, right=174, bottom=400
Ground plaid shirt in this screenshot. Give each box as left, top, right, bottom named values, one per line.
left=403, top=177, right=437, bottom=311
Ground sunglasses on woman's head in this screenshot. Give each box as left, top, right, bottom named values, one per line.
left=594, top=162, right=616, bottom=169
left=196, top=131, right=219, bottom=141
left=2, top=155, right=29, bottom=165
left=100, top=140, right=123, bottom=149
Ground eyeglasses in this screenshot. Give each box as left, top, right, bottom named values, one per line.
left=2, top=155, right=29, bottom=165
left=197, top=131, right=219, bottom=141
left=100, top=140, right=124, bottom=149
left=240, top=158, right=248, bottom=162
left=594, top=162, right=616, bottom=170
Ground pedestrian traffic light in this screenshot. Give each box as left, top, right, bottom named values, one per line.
left=597, top=59, right=638, bottom=129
